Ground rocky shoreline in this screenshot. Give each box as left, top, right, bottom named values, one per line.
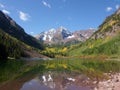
left=38, top=72, right=120, bottom=90
left=93, top=73, right=120, bottom=90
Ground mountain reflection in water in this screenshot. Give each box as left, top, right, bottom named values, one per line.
left=20, top=73, right=91, bottom=90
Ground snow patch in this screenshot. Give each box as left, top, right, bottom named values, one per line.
left=67, top=35, right=75, bottom=39
left=43, top=35, right=47, bottom=41
left=49, top=28, right=56, bottom=33
left=48, top=35, right=52, bottom=41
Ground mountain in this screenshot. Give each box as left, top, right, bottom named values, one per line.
left=73, top=29, right=95, bottom=40
left=0, top=11, right=46, bottom=59
left=91, top=8, right=120, bottom=40
left=0, top=28, right=25, bottom=59
left=0, top=11, right=44, bottom=50
left=35, top=26, right=95, bottom=45
left=68, top=8, right=120, bottom=57
left=0, top=28, right=46, bottom=60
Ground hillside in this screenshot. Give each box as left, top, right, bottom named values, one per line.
left=0, top=28, right=24, bottom=59
left=0, top=11, right=47, bottom=60
left=0, top=11, right=44, bottom=50
left=68, top=8, right=120, bottom=57
left=0, top=28, right=46, bottom=60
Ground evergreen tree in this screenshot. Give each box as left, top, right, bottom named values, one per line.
left=0, top=44, right=8, bottom=60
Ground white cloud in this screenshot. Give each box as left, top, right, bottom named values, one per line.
left=0, top=3, right=5, bottom=8
left=30, top=32, right=34, bottom=34
left=2, top=9, right=10, bottom=15
left=42, top=1, right=51, bottom=8
left=19, top=11, right=30, bottom=21
left=116, top=4, right=120, bottom=9
left=106, top=7, right=113, bottom=12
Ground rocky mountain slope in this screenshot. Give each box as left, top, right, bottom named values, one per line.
left=68, top=8, right=120, bottom=57
left=0, top=11, right=44, bottom=50
left=0, top=28, right=46, bottom=59
left=35, top=26, right=95, bottom=45
left=91, top=8, right=120, bottom=40
left=0, top=11, right=46, bottom=59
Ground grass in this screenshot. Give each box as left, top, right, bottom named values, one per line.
left=82, top=34, right=120, bottom=56
left=68, top=32, right=120, bottom=58
left=0, top=59, right=120, bottom=84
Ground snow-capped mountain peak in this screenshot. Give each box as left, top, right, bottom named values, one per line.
left=59, top=26, right=67, bottom=31
left=48, top=28, right=56, bottom=34
left=36, top=28, right=56, bottom=41
left=35, top=27, right=95, bottom=45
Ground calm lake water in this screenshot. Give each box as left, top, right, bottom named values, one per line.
left=20, top=72, right=91, bottom=90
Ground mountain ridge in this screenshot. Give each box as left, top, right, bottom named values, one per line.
left=91, top=8, right=120, bottom=40
left=0, top=10, right=46, bottom=59
left=0, top=11, right=44, bottom=50
left=35, top=26, right=95, bottom=45
left=68, top=8, right=120, bottom=57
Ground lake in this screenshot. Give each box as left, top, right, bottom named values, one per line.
left=1, top=59, right=120, bottom=90
left=20, top=72, right=91, bottom=90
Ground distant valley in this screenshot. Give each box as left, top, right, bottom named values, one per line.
left=1, top=7, right=120, bottom=59
left=1, top=2, right=120, bottom=90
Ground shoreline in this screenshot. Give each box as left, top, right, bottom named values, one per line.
left=93, top=73, right=120, bottom=90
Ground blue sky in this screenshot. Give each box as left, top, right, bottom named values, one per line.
left=0, top=0, right=120, bottom=35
